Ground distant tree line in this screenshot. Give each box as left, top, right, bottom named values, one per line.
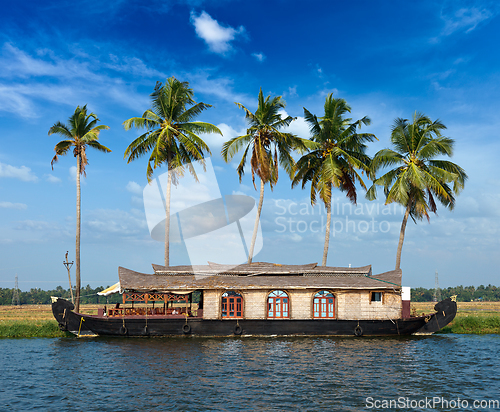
left=0, top=285, right=122, bottom=305
left=411, top=285, right=500, bottom=302
left=1, top=286, right=202, bottom=305
left=1, top=285, right=498, bottom=305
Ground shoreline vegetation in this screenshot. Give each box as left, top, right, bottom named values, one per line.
left=1, top=302, right=499, bottom=338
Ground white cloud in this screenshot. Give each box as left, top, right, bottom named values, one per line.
left=187, top=70, right=251, bottom=105
left=252, top=52, right=265, bottom=62
left=0, top=162, right=38, bottom=182
left=0, top=201, right=27, bottom=210
left=15, top=220, right=52, bottom=230
left=278, top=110, right=311, bottom=139
left=238, top=184, right=252, bottom=192
left=69, top=166, right=77, bottom=182
left=0, top=43, right=160, bottom=117
left=441, top=7, right=493, bottom=36
left=0, top=83, right=79, bottom=117
left=202, top=122, right=245, bottom=150
left=317, top=87, right=339, bottom=99
left=67, top=166, right=86, bottom=184
left=104, top=55, right=166, bottom=79
left=284, top=86, right=298, bottom=98
left=190, top=11, right=245, bottom=55
left=315, top=64, right=323, bottom=77
left=45, top=174, right=61, bottom=183
left=0, top=43, right=96, bottom=80
left=126, top=181, right=142, bottom=195
left=84, top=208, right=148, bottom=238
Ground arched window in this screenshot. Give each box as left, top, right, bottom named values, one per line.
left=221, top=291, right=243, bottom=318
left=268, top=290, right=289, bottom=319
left=313, top=291, right=335, bottom=319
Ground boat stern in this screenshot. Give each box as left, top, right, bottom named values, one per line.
left=51, top=297, right=76, bottom=332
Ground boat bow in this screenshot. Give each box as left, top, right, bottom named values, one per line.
left=414, top=296, right=457, bottom=335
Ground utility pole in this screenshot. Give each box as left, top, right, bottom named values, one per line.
left=433, top=270, right=441, bottom=302
left=12, top=273, right=20, bottom=306
left=63, top=251, right=75, bottom=304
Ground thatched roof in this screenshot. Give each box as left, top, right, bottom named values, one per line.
left=118, top=263, right=401, bottom=293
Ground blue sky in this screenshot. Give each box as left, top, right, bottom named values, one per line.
left=1, top=0, right=499, bottom=291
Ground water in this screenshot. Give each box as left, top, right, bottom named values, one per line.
left=1, top=335, right=499, bottom=411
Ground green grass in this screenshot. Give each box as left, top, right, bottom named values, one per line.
left=0, top=320, right=73, bottom=338
left=437, top=315, right=500, bottom=334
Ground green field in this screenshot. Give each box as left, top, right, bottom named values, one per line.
left=412, top=301, right=500, bottom=334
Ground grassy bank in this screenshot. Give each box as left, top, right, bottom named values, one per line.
left=1, top=302, right=499, bottom=337
left=0, top=304, right=98, bottom=338
left=0, top=320, right=72, bottom=338
left=412, top=301, right=500, bottom=334
left=438, top=316, right=500, bottom=334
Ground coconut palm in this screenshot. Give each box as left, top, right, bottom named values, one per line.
left=49, top=105, right=110, bottom=313
left=366, top=112, right=467, bottom=270
left=124, top=77, right=221, bottom=266
left=222, top=88, right=308, bottom=264
left=292, top=95, right=376, bottom=265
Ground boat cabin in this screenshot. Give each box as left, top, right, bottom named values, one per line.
left=105, top=262, right=404, bottom=321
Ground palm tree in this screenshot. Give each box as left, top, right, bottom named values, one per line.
left=222, top=88, right=308, bottom=264
left=367, top=112, right=467, bottom=270
left=49, top=105, right=110, bottom=313
left=124, top=77, right=221, bottom=266
left=292, top=95, right=376, bottom=265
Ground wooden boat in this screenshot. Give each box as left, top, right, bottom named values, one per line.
left=52, top=262, right=457, bottom=337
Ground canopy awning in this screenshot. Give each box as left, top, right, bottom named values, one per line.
left=98, top=282, right=120, bottom=296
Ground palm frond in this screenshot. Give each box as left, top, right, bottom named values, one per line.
left=183, top=121, right=222, bottom=137
left=373, top=112, right=466, bottom=221
left=123, top=77, right=218, bottom=181
left=49, top=106, right=110, bottom=169
left=221, top=134, right=253, bottom=162
left=303, top=107, right=321, bottom=136
left=178, top=102, right=213, bottom=123
left=418, top=136, right=454, bottom=159
left=48, top=122, right=73, bottom=139
left=371, top=149, right=405, bottom=172
left=87, top=141, right=112, bottom=153
left=123, top=116, right=161, bottom=131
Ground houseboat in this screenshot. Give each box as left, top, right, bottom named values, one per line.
left=52, top=262, right=457, bottom=337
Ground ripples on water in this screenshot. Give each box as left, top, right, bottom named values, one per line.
left=1, top=335, right=499, bottom=411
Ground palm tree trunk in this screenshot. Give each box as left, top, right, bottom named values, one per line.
left=322, top=198, right=332, bottom=266
left=164, top=168, right=172, bottom=267
left=75, top=154, right=81, bottom=313
left=395, top=199, right=412, bottom=270
left=247, top=179, right=265, bottom=264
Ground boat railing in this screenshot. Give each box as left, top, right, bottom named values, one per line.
left=104, top=306, right=202, bottom=318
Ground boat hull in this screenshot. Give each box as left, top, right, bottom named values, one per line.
left=52, top=297, right=457, bottom=337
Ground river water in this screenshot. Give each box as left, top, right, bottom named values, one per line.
left=1, top=335, right=499, bottom=411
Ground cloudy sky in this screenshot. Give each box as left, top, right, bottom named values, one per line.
left=1, top=0, right=499, bottom=291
